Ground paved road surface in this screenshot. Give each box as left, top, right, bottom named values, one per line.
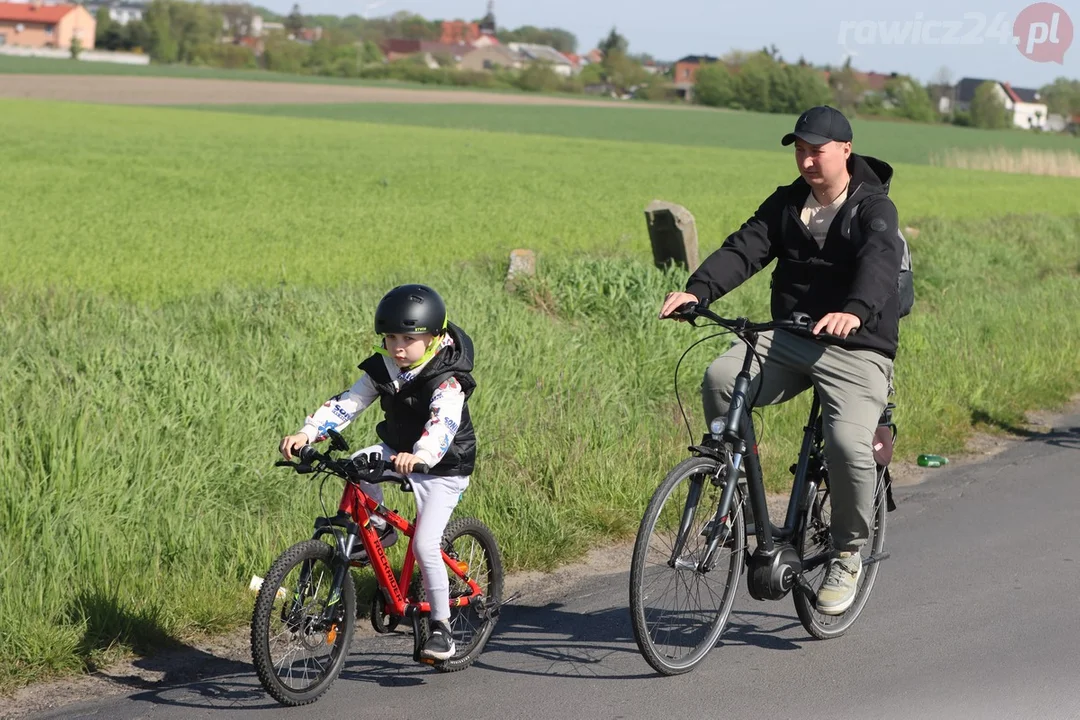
left=30, top=413, right=1080, bottom=720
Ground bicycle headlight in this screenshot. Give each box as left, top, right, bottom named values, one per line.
left=709, top=418, right=726, bottom=436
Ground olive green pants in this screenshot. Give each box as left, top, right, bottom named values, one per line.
left=702, top=330, right=893, bottom=552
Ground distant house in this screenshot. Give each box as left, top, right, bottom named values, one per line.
left=0, top=2, right=95, bottom=49
left=507, top=42, right=574, bottom=76
left=460, top=44, right=522, bottom=72
left=584, top=48, right=603, bottom=64
left=672, top=54, right=718, bottom=101
left=83, top=1, right=144, bottom=26
left=955, top=77, right=1049, bottom=129
left=381, top=38, right=473, bottom=65
left=673, top=54, right=718, bottom=84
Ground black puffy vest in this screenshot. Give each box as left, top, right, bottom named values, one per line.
left=357, top=322, right=477, bottom=477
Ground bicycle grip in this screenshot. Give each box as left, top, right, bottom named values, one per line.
left=413, top=462, right=430, bottom=474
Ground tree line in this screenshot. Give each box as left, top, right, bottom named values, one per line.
left=693, top=50, right=1079, bottom=132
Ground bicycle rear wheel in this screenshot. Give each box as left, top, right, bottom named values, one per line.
left=417, top=516, right=504, bottom=672
left=629, top=455, right=745, bottom=675
left=250, top=539, right=356, bottom=706
left=793, top=465, right=888, bottom=639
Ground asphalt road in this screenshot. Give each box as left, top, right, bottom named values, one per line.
left=30, top=412, right=1080, bottom=720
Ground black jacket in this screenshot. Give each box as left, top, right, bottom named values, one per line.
left=685, top=153, right=903, bottom=359
left=357, top=322, right=477, bottom=476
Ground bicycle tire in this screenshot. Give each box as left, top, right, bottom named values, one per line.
left=629, top=455, right=745, bottom=675
left=416, top=516, right=504, bottom=672
left=251, top=539, right=356, bottom=706
left=793, top=465, right=888, bottom=639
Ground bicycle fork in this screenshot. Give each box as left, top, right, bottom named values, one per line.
left=698, top=449, right=743, bottom=572
left=294, top=515, right=362, bottom=633
left=668, top=451, right=743, bottom=574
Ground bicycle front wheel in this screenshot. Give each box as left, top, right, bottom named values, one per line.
left=629, top=455, right=745, bottom=675
left=250, top=539, right=356, bottom=706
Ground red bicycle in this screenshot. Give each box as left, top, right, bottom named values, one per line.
left=250, top=429, right=506, bottom=706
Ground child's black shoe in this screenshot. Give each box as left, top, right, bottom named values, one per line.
left=421, top=620, right=455, bottom=661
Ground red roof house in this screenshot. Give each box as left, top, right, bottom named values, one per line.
left=0, top=2, right=95, bottom=49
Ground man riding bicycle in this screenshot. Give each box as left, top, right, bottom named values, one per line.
left=659, top=105, right=903, bottom=615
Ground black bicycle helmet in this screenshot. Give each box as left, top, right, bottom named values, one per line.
left=373, top=284, right=447, bottom=335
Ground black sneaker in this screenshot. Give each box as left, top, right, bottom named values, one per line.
left=349, top=525, right=398, bottom=563
left=421, top=621, right=456, bottom=661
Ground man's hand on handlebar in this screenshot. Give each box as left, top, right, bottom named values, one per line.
left=279, top=433, right=310, bottom=461
left=659, top=291, right=699, bottom=320
left=812, top=312, right=861, bottom=339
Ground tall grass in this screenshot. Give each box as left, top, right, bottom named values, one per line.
left=931, top=146, right=1080, bottom=177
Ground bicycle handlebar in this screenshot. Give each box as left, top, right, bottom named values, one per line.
left=670, top=303, right=855, bottom=338
left=670, top=302, right=813, bottom=332
left=275, top=444, right=429, bottom=492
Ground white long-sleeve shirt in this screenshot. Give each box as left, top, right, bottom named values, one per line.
left=298, top=336, right=466, bottom=468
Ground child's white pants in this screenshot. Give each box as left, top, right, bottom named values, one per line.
left=353, top=443, right=469, bottom=623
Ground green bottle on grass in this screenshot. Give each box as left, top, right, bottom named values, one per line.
left=917, top=454, right=949, bottom=468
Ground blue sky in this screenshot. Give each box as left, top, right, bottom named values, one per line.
left=256, top=0, right=1079, bottom=89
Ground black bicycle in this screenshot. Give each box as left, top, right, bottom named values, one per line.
left=629, top=304, right=897, bottom=675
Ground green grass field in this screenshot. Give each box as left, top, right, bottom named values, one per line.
left=189, top=102, right=1080, bottom=165
left=1, top=97, right=1078, bottom=691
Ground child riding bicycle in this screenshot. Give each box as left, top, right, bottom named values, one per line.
left=279, top=284, right=477, bottom=661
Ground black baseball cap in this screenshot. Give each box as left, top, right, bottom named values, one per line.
left=781, top=105, right=853, bottom=146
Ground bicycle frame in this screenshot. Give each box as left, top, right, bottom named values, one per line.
left=703, top=330, right=895, bottom=588
left=729, top=330, right=820, bottom=548
left=691, top=324, right=833, bottom=578
left=309, top=476, right=484, bottom=621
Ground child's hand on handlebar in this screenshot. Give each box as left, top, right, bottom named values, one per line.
left=391, top=452, right=425, bottom=475
left=659, top=291, right=699, bottom=320
left=279, top=433, right=309, bottom=461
